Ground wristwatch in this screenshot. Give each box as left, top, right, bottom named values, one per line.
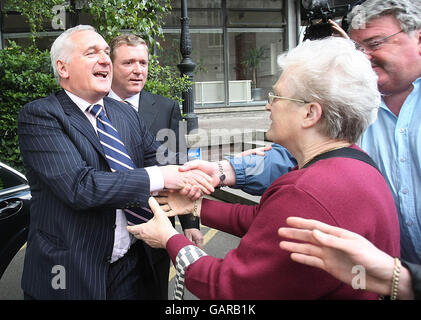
left=217, top=161, right=226, bottom=187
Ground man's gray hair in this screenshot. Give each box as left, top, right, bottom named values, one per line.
left=277, top=37, right=380, bottom=143
left=50, top=25, right=96, bottom=83
left=348, top=0, right=421, bottom=34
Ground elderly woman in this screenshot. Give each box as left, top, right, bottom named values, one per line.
left=128, top=37, right=400, bottom=299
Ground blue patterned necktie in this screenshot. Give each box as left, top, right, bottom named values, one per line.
left=88, top=104, right=153, bottom=225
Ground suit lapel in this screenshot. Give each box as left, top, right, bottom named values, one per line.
left=56, top=90, right=106, bottom=159
left=138, top=91, right=158, bottom=130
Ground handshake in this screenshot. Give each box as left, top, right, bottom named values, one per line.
left=129, top=145, right=272, bottom=248
left=159, top=159, right=235, bottom=200
left=159, top=145, right=272, bottom=198
left=127, top=160, right=235, bottom=248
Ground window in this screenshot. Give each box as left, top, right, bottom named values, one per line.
left=228, top=29, right=284, bottom=103
left=159, top=30, right=226, bottom=105
left=227, top=0, right=282, bottom=9
left=0, top=163, right=28, bottom=196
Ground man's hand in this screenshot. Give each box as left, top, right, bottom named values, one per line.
left=127, top=197, right=179, bottom=249
left=328, top=19, right=350, bottom=39
left=178, top=160, right=236, bottom=199
left=179, top=160, right=220, bottom=186
left=235, top=145, right=272, bottom=157
left=160, top=165, right=214, bottom=198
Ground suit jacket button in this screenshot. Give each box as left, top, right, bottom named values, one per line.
left=106, top=256, right=112, bottom=263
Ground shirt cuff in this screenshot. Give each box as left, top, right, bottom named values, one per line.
left=226, top=155, right=250, bottom=187
left=144, top=166, right=164, bottom=192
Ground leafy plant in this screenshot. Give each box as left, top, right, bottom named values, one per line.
left=145, top=57, right=192, bottom=104
left=241, top=46, right=268, bottom=88
left=0, top=41, right=60, bottom=171
left=84, top=0, right=172, bottom=46
left=3, top=0, right=172, bottom=47
left=3, top=0, right=67, bottom=41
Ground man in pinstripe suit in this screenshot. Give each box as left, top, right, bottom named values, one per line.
left=17, top=25, right=213, bottom=299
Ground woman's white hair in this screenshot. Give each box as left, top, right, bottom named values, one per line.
left=50, top=25, right=96, bottom=83
left=277, top=37, right=380, bottom=143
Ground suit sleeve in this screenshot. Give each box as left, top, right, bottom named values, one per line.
left=200, top=199, right=258, bottom=237
left=169, top=100, right=187, bottom=158
left=136, top=107, right=163, bottom=168
left=168, top=101, right=199, bottom=229
left=159, top=100, right=187, bottom=166
left=18, top=101, right=153, bottom=211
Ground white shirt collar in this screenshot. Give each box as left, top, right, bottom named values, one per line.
left=108, top=89, right=140, bottom=111
left=65, top=90, right=104, bottom=113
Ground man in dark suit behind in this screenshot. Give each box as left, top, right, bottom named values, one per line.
left=108, top=34, right=203, bottom=298
left=18, top=25, right=213, bottom=300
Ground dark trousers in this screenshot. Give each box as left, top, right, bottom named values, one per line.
left=106, top=240, right=153, bottom=300
left=24, top=241, right=161, bottom=300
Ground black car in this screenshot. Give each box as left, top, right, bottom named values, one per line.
left=0, top=162, right=30, bottom=279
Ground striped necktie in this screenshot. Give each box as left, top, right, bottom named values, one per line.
left=87, top=104, right=153, bottom=225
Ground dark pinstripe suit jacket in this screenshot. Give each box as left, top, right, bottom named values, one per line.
left=138, top=91, right=198, bottom=228
left=18, top=90, right=162, bottom=299
left=137, top=91, right=198, bottom=299
left=139, top=91, right=187, bottom=156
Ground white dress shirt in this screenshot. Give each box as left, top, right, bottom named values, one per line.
left=108, top=89, right=140, bottom=111
left=65, top=90, right=164, bottom=262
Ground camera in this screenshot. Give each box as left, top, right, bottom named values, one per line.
left=301, top=0, right=364, bottom=40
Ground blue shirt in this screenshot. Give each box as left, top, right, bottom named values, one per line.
left=360, top=77, right=421, bottom=264
left=229, top=77, right=421, bottom=264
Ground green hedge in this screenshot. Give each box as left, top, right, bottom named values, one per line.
left=0, top=42, right=191, bottom=173
left=0, top=42, right=59, bottom=172
left=145, top=57, right=191, bottom=104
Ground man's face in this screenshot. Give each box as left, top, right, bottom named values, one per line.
left=111, top=44, right=149, bottom=99
left=350, top=15, right=421, bottom=95
left=58, top=30, right=112, bottom=103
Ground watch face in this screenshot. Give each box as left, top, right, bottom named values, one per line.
left=217, top=162, right=225, bottom=186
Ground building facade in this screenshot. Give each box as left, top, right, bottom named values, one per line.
left=0, top=0, right=301, bottom=107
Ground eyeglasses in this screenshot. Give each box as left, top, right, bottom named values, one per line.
left=354, top=30, right=403, bottom=54
left=267, top=92, right=308, bottom=105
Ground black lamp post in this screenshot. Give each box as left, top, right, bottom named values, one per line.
left=178, top=0, right=198, bottom=133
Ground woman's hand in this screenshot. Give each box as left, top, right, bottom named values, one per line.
left=155, top=190, right=199, bottom=217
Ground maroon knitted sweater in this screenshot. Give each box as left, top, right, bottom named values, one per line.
left=167, top=148, right=400, bottom=299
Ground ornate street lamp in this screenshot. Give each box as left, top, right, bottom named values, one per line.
left=178, top=0, right=198, bottom=133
